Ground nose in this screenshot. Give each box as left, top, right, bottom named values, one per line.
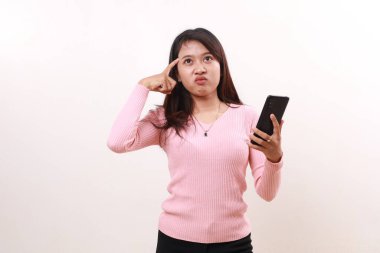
left=194, top=62, right=206, bottom=74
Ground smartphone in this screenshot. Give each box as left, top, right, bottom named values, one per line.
left=251, top=95, right=289, bottom=145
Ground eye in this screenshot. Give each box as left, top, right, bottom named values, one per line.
left=184, top=59, right=192, bottom=64
left=204, top=55, right=213, bottom=61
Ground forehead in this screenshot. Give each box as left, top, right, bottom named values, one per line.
left=178, top=40, right=209, bottom=56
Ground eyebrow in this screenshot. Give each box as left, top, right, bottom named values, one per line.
left=181, top=52, right=212, bottom=59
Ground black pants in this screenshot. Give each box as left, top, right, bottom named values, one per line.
left=156, top=230, right=253, bottom=253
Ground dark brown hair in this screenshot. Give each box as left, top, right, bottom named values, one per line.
left=153, top=27, right=243, bottom=137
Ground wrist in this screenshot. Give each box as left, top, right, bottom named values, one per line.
left=138, top=79, right=150, bottom=89
left=267, top=152, right=283, bottom=163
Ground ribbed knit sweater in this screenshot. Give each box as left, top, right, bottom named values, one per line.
left=107, top=84, right=283, bottom=243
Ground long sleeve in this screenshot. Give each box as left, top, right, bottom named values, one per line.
left=249, top=149, right=283, bottom=201
left=106, top=84, right=164, bottom=153
left=245, top=105, right=283, bottom=202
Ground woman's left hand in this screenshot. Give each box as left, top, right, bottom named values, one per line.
left=247, top=114, right=284, bottom=163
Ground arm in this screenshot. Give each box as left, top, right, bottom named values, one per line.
left=107, top=58, right=179, bottom=153
left=245, top=105, right=283, bottom=201
left=106, top=84, right=163, bottom=153
left=249, top=150, right=283, bottom=202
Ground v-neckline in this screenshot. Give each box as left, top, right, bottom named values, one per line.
left=193, top=105, right=231, bottom=126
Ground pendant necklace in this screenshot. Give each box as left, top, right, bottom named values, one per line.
left=192, top=102, right=221, bottom=137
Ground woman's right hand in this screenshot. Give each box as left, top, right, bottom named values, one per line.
left=138, top=58, right=180, bottom=94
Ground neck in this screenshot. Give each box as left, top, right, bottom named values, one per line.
left=192, top=95, right=221, bottom=114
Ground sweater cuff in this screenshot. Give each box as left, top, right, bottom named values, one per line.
left=265, top=155, right=283, bottom=172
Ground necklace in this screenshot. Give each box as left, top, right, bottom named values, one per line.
left=192, top=102, right=221, bottom=137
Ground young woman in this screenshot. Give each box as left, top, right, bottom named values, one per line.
left=107, top=27, right=284, bottom=253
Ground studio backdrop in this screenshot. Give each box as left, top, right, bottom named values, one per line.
left=1, top=0, right=379, bottom=252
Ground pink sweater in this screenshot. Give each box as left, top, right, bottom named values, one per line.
left=107, top=84, right=283, bottom=243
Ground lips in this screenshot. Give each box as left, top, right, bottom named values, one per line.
left=195, top=76, right=207, bottom=81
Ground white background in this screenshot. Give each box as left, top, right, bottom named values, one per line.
left=1, top=0, right=379, bottom=252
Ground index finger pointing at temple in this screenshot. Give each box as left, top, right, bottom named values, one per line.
left=164, top=58, right=180, bottom=76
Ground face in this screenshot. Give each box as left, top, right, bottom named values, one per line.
left=176, top=40, right=221, bottom=98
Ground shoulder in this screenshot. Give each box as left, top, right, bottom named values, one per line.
left=228, top=103, right=259, bottom=126
left=228, top=103, right=258, bottom=117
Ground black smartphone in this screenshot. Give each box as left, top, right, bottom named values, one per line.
left=251, top=95, right=289, bottom=145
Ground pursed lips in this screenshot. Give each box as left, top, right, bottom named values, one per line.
left=195, top=77, right=207, bottom=81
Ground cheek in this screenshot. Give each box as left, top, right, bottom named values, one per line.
left=178, top=67, right=191, bottom=80
left=215, top=63, right=221, bottom=73
left=212, top=66, right=221, bottom=80
left=210, top=62, right=221, bottom=74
